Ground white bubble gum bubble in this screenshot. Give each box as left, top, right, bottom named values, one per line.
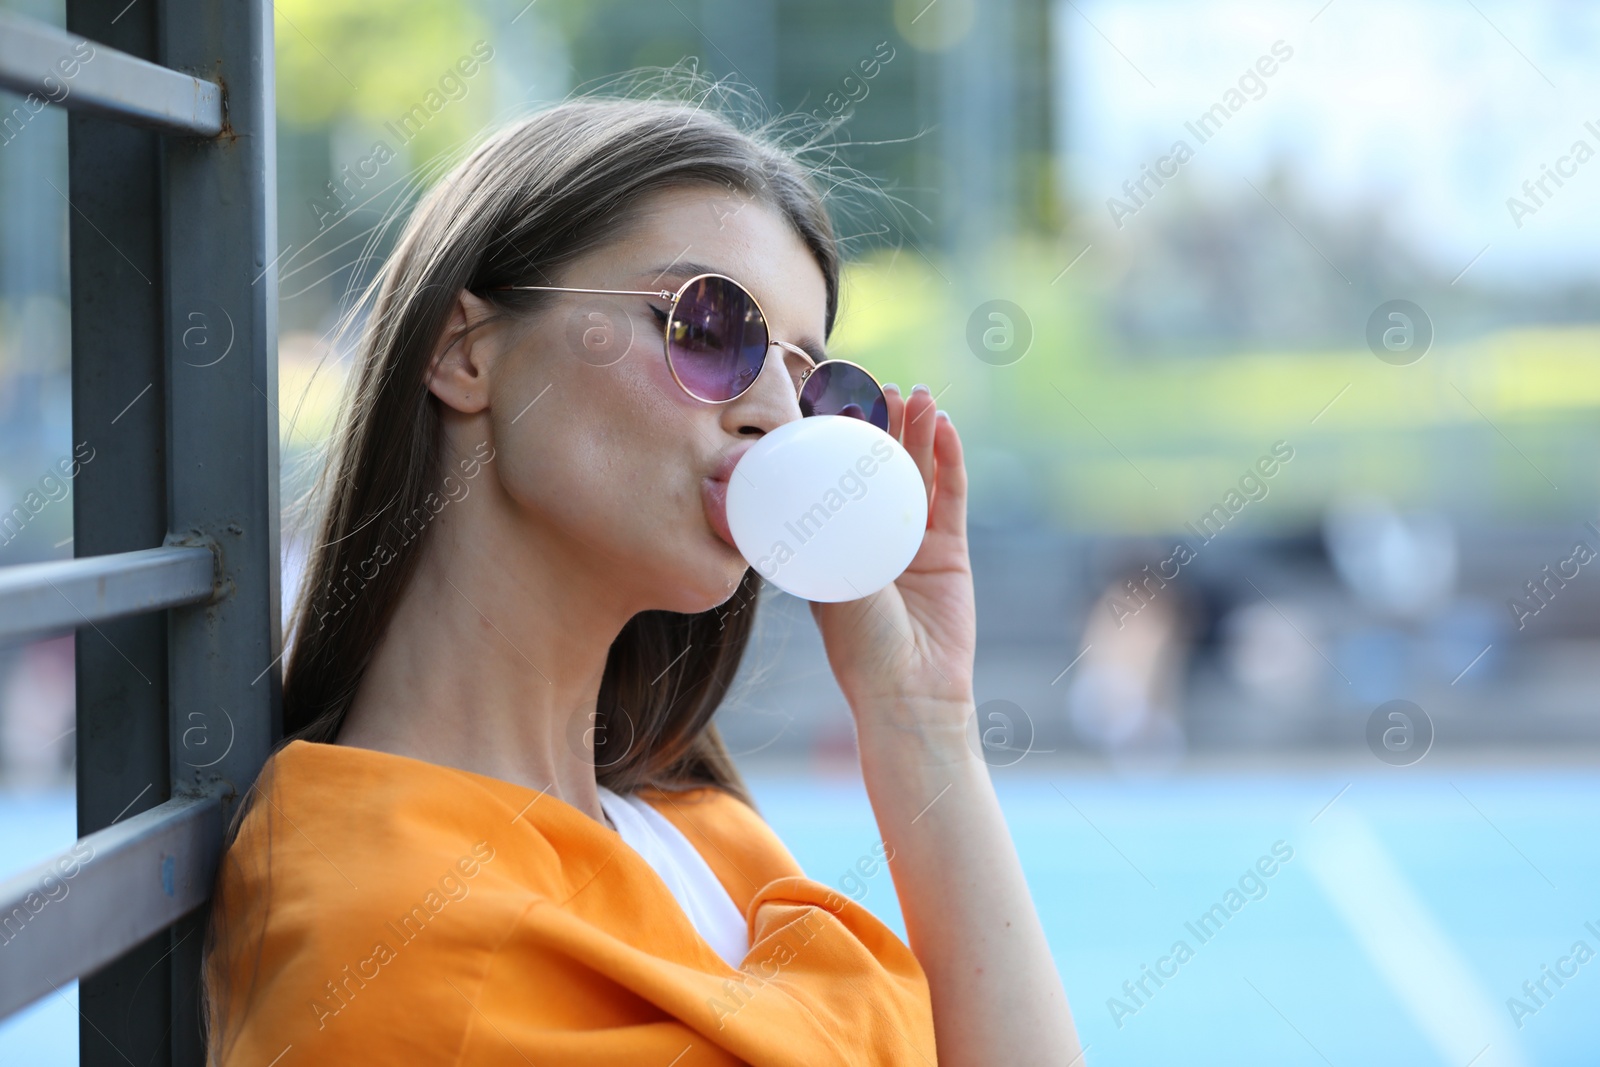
left=726, top=415, right=927, bottom=603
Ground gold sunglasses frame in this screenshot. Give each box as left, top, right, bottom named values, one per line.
left=492, top=271, right=887, bottom=425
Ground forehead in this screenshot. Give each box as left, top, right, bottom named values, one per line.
left=615, top=184, right=830, bottom=353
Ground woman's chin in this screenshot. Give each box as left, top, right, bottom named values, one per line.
left=647, top=548, right=750, bottom=617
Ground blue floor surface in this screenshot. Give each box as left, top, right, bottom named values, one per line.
left=748, top=765, right=1598, bottom=1067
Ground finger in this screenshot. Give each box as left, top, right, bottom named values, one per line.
left=928, top=408, right=967, bottom=537
left=882, top=382, right=905, bottom=440
left=901, top=384, right=938, bottom=493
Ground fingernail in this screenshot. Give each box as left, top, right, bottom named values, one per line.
left=912, top=383, right=930, bottom=395
left=937, top=409, right=952, bottom=426
left=882, top=382, right=900, bottom=393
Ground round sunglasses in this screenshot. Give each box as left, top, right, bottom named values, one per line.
left=492, top=272, right=889, bottom=431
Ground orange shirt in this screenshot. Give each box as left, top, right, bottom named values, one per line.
left=205, top=740, right=937, bottom=1065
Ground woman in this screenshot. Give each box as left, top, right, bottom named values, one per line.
left=204, top=85, right=1081, bottom=1066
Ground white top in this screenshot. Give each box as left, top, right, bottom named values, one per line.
left=595, top=784, right=750, bottom=968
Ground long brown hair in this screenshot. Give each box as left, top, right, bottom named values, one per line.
left=203, top=72, right=877, bottom=1062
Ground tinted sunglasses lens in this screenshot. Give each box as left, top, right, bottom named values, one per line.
left=799, top=362, right=888, bottom=431
left=666, top=276, right=769, bottom=402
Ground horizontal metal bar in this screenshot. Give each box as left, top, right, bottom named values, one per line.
left=0, top=545, right=215, bottom=647
left=0, top=795, right=222, bottom=1020
left=0, top=11, right=222, bottom=137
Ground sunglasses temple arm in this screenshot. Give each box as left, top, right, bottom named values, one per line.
left=497, top=285, right=679, bottom=300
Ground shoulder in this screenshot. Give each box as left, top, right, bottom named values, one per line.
left=220, top=740, right=612, bottom=921
left=226, top=739, right=530, bottom=891
left=208, top=742, right=559, bottom=1059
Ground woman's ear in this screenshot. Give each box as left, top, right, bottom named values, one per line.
left=426, top=291, right=499, bottom=414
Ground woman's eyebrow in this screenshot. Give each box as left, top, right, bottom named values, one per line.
left=642, top=260, right=724, bottom=287
left=791, top=337, right=827, bottom=364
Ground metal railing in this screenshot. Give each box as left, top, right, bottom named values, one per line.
left=0, top=0, right=280, bottom=1063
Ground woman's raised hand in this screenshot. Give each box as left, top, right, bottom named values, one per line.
left=808, top=383, right=977, bottom=744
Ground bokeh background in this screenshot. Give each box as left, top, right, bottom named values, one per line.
left=2, top=0, right=1598, bottom=1063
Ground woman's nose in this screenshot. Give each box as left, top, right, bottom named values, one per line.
left=722, top=342, right=803, bottom=435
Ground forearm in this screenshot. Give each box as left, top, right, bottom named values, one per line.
left=855, top=699, right=1083, bottom=1066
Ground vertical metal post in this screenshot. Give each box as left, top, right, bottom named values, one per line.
left=160, top=0, right=282, bottom=1062
left=65, top=0, right=281, bottom=1060
left=65, top=0, right=175, bottom=1060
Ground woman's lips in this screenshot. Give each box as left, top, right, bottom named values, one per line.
left=703, top=442, right=755, bottom=551
left=702, top=477, right=737, bottom=549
